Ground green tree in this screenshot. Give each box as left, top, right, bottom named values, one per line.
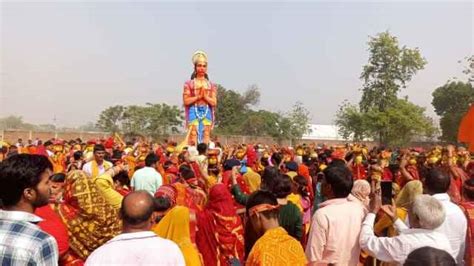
left=368, top=99, right=435, bottom=146
left=335, top=102, right=368, bottom=141
left=461, top=55, right=473, bottom=84
left=286, top=102, right=311, bottom=140
left=336, top=99, right=435, bottom=146
left=432, top=81, right=474, bottom=142
left=240, top=110, right=281, bottom=136
left=121, top=105, right=149, bottom=135
left=355, top=31, right=427, bottom=144
left=145, top=103, right=183, bottom=138
left=214, top=84, right=261, bottom=134
left=0, top=116, right=23, bottom=129
left=96, top=105, right=125, bottom=133
left=360, top=31, right=426, bottom=114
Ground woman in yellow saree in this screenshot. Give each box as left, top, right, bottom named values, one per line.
left=152, top=206, right=203, bottom=266
left=53, top=170, right=122, bottom=260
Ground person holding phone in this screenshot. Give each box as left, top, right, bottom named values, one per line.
left=360, top=191, right=453, bottom=265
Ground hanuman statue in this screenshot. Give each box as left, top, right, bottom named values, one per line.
left=182, top=51, right=217, bottom=145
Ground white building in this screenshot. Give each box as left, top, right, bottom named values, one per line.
left=302, top=124, right=344, bottom=141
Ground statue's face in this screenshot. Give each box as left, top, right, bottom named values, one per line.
left=195, top=61, right=207, bottom=76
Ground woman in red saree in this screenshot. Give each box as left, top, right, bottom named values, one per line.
left=196, top=184, right=245, bottom=266
left=460, top=179, right=474, bottom=266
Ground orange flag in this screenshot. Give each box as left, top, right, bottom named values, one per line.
left=458, top=104, right=474, bottom=152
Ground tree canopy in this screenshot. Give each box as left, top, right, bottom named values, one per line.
left=432, top=81, right=474, bottom=142
left=96, top=103, right=183, bottom=138
left=94, top=85, right=311, bottom=141
left=336, top=31, right=434, bottom=146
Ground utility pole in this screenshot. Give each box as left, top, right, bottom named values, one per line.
left=53, top=115, right=58, bottom=139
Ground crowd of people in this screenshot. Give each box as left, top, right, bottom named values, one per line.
left=0, top=136, right=473, bottom=266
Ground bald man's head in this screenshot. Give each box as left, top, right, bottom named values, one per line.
left=120, top=191, right=155, bottom=227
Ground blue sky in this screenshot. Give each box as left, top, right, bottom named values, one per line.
left=1, top=1, right=472, bottom=127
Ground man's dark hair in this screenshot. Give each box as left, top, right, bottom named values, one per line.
left=323, top=165, right=353, bottom=198
left=271, top=153, right=283, bottom=166
left=404, top=247, right=455, bottom=266
left=120, top=191, right=155, bottom=226
left=197, top=143, right=207, bottom=155
left=179, top=164, right=195, bottom=180
left=93, top=144, right=105, bottom=153
left=44, top=140, right=53, bottom=147
left=423, top=167, right=450, bottom=194
left=329, top=159, right=346, bottom=168
left=261, top=166, right=280, bottom=191
left=154, top=197, right=171, bottom=212
left=0, top=154, right=53, bottom=207
left=145, top=153, right=159, bottom=167
left=302, top=154, right=310, bottom=164
left=223, top=159, right=240, bottom=171
left=113, top=170, right=130, bottom=187
left=246, top=190, right=279, bottom=220
left=272, top=174, right=292, bottom=199
left=50, top=173, right=66, bottom=183
left=463, top=178, right=474, bottom=200
left=73, top=151, right=83, bottom=161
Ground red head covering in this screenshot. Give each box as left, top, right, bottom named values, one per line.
left=207, top=184, right=237, bottom=215
left=104, top=137, right=114, bottom=149
left=155, top=185, right=178, bottom=206
left=246, top=145, right=257, bottom=168
left=196, top=184, right=244, bottom=265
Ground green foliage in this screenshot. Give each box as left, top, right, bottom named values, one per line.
left=336, top=99, right=435, bottom=146
left=336, top=31, right=433, bottom=146
left=432, top=81, right=474, bottom=142
left=214, top=85, right=310, bottom=140
left=96, top=105, right=125, bottom=133
left=360, top=31, right=426, bottom=112
left=0, top=116, right=54, bottom=131
left=461, top=55, right=474, bottom=84
left=335, top=102, right=368, bottom=141
left=0, top=116, right=27, bottom=130
left=96, top=103, right=183, bottom=138
left=285, top=102, right=312, bottom=140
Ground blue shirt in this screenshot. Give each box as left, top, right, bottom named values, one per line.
left=131, top=167, right=163, bottom=195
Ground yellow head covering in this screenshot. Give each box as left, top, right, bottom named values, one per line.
left=152, top=206, right=202, bottom=266
left=395, top=180, right=423, bottom=208
left=192, top=50, right=208, bottom=65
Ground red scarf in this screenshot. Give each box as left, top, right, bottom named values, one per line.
left=196, top=184, right=244, bottom=266
left=459, top=201, right=474, bottom=266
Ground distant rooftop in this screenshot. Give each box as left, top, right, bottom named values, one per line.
left=302, top=124, right=344, bottom=140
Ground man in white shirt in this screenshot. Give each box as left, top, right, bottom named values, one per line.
left=82, top=144, right=113, bottom=178
left=131, top=153, right=163, bottom=195
left=85, top=191, right=185, bottom=265
left=423, top=167, right=467, bottom=265
left=360, top=193, right=453, bottom=265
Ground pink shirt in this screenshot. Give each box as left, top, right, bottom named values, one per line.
left=305, top=194, right=367, bottom=265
